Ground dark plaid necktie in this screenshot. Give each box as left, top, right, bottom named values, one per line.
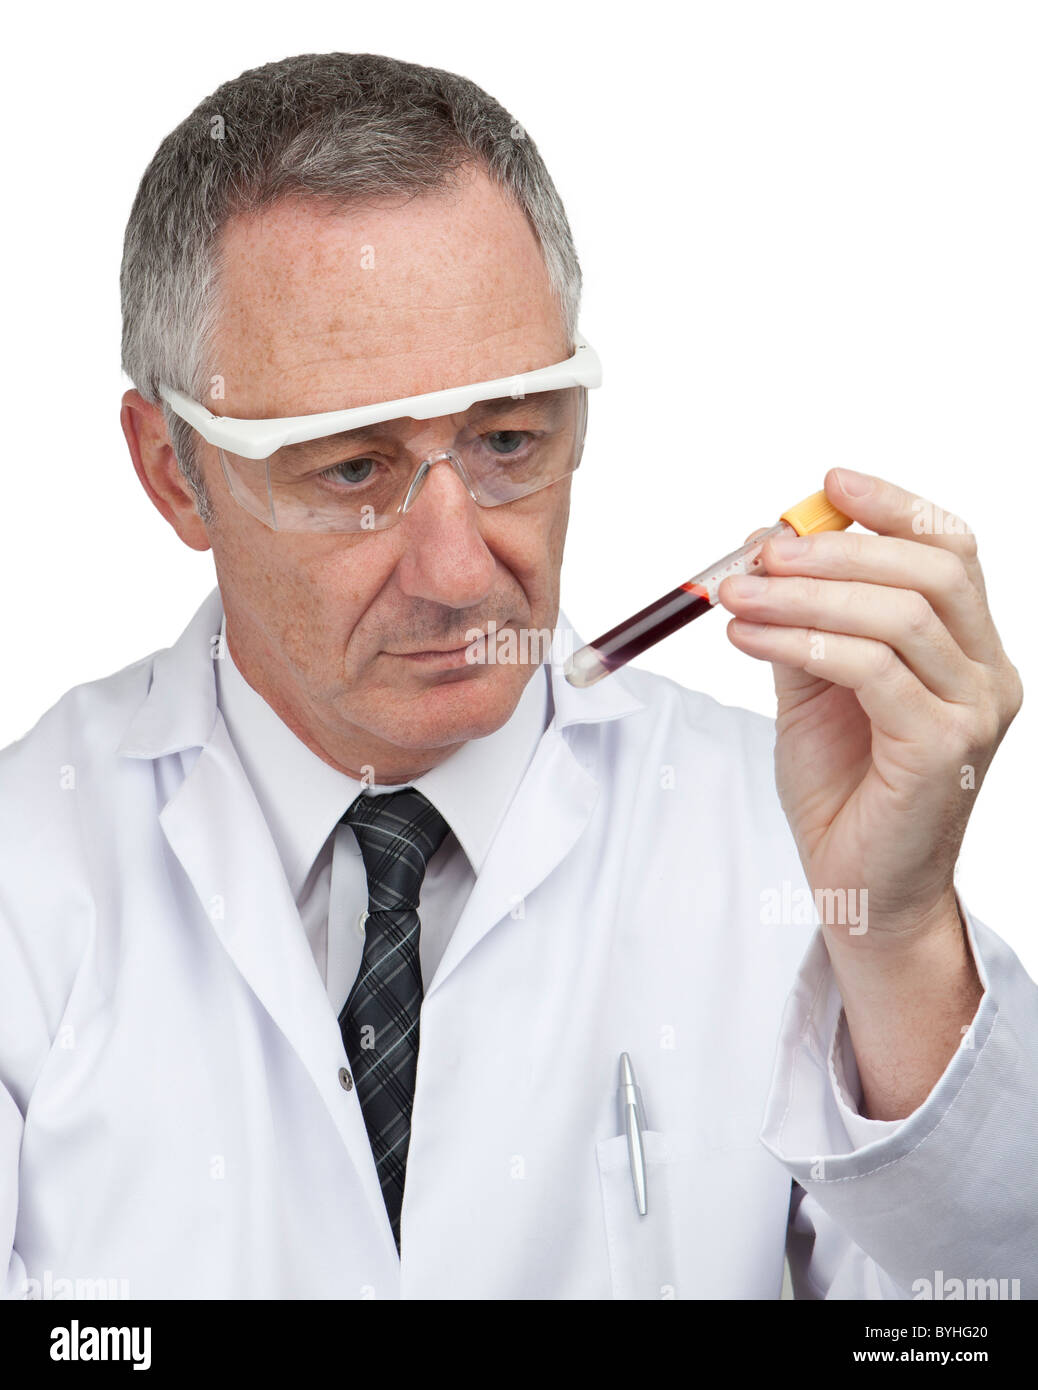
left=337, top=787, right=451, bottom=1251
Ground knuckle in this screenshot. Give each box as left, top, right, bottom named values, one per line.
left=956, top=527, right=979, bottom=562
left=800, top=574, right=826, bottom=606
left=871, top=641, right=901, bottom=681
left=942, top=713, right=974, bottom=764
left=940, top=551, right=973, bottom=597
left=902, top=590, right=934, bottom=639
left=951, top=706, right=998, bottom=762
left=1002, top=663, right=1025, bottom=720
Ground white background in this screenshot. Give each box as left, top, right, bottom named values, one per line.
left=3, top=1, right=1034, bottom=972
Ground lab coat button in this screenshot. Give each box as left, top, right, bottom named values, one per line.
left=338, top=1067, right=354, bottom=1091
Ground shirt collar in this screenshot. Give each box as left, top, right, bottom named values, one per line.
left=215, top=612, right=554, bottom=891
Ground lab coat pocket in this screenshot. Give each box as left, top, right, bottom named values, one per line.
left=595, top=1130, right=682, bottom=1300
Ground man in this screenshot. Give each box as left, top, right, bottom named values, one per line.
left=1, top=51, right=1034, bottom=1300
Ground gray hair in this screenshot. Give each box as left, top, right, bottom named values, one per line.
left=120, top=51, right=583, bottom=522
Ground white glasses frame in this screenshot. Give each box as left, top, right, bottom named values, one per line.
left=157, top=333, right=602, bottom=461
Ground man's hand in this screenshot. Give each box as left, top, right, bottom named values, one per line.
left=718, top=467, right=1023, bottom=1119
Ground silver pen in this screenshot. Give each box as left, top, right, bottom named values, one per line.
left=618, top=1051, right=648, bottom=1216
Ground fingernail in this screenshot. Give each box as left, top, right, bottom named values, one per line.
left=834, top=467, right=873, bottom=497
left=767, top=535, right=809, bottom=559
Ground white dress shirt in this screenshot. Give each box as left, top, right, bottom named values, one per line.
left=215, top=619, right=551, bottom=1013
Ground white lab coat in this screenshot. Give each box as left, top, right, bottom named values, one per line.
left=1, top=587, right=1035, bottom=1300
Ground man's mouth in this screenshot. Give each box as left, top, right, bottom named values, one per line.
left=388, top=631, right=491, bottom=669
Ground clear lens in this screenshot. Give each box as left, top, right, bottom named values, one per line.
left=217, top=386, right=588, bottom=533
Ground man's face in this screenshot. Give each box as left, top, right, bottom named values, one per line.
left=191, top=167, right=574, bottom=778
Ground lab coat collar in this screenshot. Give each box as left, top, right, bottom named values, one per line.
left=545, top=608, right=645, bottom=732
left=116, top=587, right=224, bottom=759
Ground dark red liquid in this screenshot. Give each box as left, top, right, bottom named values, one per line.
left=590, top=583, right=714, bottom=672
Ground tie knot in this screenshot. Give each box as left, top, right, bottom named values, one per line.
left=342, top=787, right=451, bottom=914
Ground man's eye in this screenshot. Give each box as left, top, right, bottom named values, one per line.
left=486, top=430, right=528, bottom=455
left=323, top=458, right=377, bottom=485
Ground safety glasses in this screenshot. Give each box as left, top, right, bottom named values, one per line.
left=158, top=334, right=601, bottom=532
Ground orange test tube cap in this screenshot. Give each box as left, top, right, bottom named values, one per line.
left=780, top=490, right=853, bottom=537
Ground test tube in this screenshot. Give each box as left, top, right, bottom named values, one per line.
left=564, top=490, right=852, bottom=688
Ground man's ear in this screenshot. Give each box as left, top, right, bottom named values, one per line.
left=120, top=389, right=212, bottom=552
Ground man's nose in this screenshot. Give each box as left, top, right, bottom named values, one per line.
left=393, top=455, right=497, bottom=609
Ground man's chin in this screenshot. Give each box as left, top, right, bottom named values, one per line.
left=364, top=662, right=532, bottom=752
